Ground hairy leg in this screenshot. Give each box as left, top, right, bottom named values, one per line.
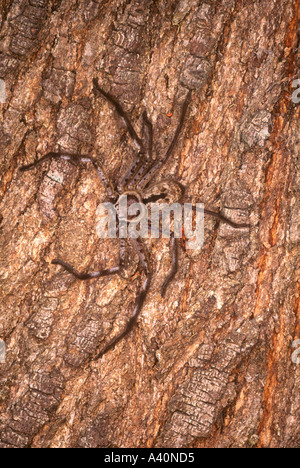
left=120, top=156, right=151, bottom=190
left=93, top=78, right=157, bottom=191
left=142, top=110, right=153, bottom=161
left=139, top=90, right=192, bottom=189
left=19, top=151, right=84, bottom=172
left=52, top=238, right=126, bottom=280
left=20, top=151, right=118, bottom=200
left=124, top=113, right=154, bottom=189
left=92, top=238, right=151, bottom=359
left=126, top=160, right=153, bottom=190
left=159, top=208, right=250, bottom=296
left=123, top=111, right=154, bottom=189
left=146, top=217, right=179, bottom=296
left=51, top=260, right=122, bottom=280
left=203, top=207, right=250, bottom=229
left=93, top=78, right=143, bottom=152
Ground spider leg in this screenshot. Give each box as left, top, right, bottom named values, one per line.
left=93, top=78, right=156, bottom=191
left=126, top=160, right=153, bottom=190
left=163, top=90, right=192, bottom=164
left=202, top=207, right=250, bottom=229
left=119, top=154, right=150, bottom=190
left=93, top=78, right=143, bottom=152
left=19, top=152, right=84, bottom=172
left=122, top=111, right=154, bottom=189
left=52, top=237, right=126, bottom=282
left=91, top=159, right=118, bottom=200
left=92, top=238, right=151, bottom=359
left=19, top=151, right=118, bottom=200
left=161, top=235, right=178, bottom=297
left=142, top=110, right=153, bottom=161
left=138, top=90, right=192, bottom=188
left=146, top=218, right=178, bottom=296
left=51, top=259, right=121, bottom=279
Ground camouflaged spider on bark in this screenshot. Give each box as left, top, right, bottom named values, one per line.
left=19, top=78, right=250, bottom=360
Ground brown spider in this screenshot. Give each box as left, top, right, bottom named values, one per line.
left=20, top=78, right=250, bottom=360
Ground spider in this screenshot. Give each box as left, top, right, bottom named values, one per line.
left=20, top=78, right=250, bottom=360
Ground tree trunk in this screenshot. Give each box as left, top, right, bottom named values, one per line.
left=0, top=0, right=299, bottom=449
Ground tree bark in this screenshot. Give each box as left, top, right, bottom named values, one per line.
left=0, top=0, right=299, bottom=448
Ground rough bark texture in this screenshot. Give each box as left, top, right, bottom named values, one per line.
left=0, top=0, right=299, bottom=449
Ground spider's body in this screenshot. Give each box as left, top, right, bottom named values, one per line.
left=20, top=79, right=250, bottom=360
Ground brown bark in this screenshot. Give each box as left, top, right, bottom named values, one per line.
left=0, top=0, right=299, bottom=448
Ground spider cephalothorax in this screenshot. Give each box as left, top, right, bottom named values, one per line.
left=20, top=78, right=250, bottom=360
